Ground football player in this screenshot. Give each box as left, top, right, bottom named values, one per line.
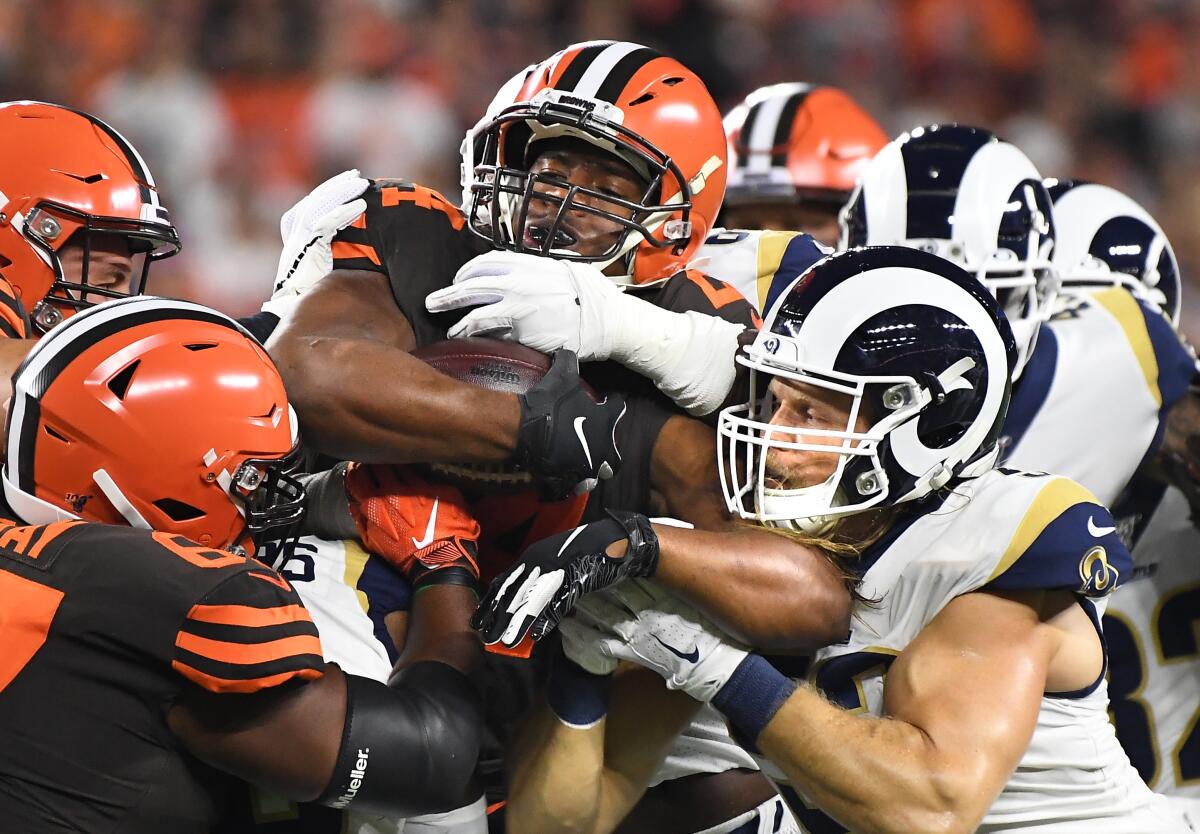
left=0, top=297, right=484, bottom=832
left=720, top=83, right=887, bottom=247
left=505, top=246, right=1192, bottom=833
left=0, top=101, right=183, bottom=417
left=266, top=41, right=849, bottom=834
left=1042, top=179, right=1200, bottom=823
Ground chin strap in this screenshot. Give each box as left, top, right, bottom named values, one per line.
left=92, top=468, right=152, bottom=529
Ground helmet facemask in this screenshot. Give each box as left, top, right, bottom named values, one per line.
left=20, top=200, right=181, bottom=333
left=466, top=91, right=697, bottom=281
left=226, top=443, right=308, bottom=553
left=718, top=334, right=980, bottom=534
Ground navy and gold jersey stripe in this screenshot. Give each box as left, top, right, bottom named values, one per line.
left=987, top=477, right=1132, bottom=597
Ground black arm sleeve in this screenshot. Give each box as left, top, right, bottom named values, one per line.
left=315, top=662, right=483, bottom=817
left=237, top=311, right=281, bottom=344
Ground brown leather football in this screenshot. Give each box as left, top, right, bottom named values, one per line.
left=412, top=337, right=551, bottom=395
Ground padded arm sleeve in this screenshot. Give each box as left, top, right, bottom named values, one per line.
left=315, top=661, right=483, bottom=817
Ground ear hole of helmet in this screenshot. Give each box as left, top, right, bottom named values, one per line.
left=106, top=360, right=140, bottom=400
left=43, top=424, right=70, bottom=443
left=153, top=498, right=206, bottom=522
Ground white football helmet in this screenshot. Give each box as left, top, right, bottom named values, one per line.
left=718, top=246, right=1017, bottom=533
left=1047, top=179, right=1181, bottom=326
left=839, top=124, right=1059, bottom=377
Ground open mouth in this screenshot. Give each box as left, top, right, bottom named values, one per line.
left=523, top=221, right=579, bottom=251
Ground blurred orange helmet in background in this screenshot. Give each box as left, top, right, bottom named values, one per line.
left=465, top=41, right=727, bottom=286
left=0, top=101, right=181, bottom=333
left=724, top=83, right=888, bottom=209
left=3, top=297, right=304, bottom=554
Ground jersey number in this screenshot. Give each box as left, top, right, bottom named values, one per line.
left=787, top=651, right=898, bottom=834
left=1105, top=584, right=1200, bottom=788
left=0, top=571, right=64, bottom=693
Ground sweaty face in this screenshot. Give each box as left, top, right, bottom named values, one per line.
left=722, top=201, right=842, bottom=248
left=522, top=138, right=648, bottom=262
left=57, top=233, right=136, bottom=301
left=763, top=377, right=871, bottom=490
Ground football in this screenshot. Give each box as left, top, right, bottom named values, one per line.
left=412, top=337, right=552, bottom=395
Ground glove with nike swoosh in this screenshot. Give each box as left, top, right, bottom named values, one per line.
left=513, top=349, right=626, bottom=501
left=470, top=510, right=659, bottom=647
left=344, top=463, right=482, bottom=592
left=562, top=580, right=750, bottom=703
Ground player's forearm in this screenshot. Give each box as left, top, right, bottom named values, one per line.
left=271, top=333, right=520, bottom=464
left=652, top=525, right=850, bottom=651
left=392, top=584, right=481, bottom=681
left=746, top=680, right=981, bottom=834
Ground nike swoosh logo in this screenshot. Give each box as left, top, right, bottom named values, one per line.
left=1087, top=515, right=1116, bottom=537
left=653, top=635, right=700, bottom=664
left=574, top=416, right=593, bottom=469
left=411, top=498, right=440, bottom=549
left=556, top=526, right=585, bottom=559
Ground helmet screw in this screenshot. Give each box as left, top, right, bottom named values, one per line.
left=855, top=471, right=881, bottom=495
left=882, top=384, right=911, bottom=410
left=205, top=473, right=216, bottom=482
left=38, top=215, right=61, bottom=240
left=0, top=212, right=7, bottom=223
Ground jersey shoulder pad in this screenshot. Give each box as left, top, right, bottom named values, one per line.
left=698, top=228, right=828, bottom=314
left=171, top=552, right=324, bottom=694
left=654, top=269, right=761, bottom=328
left=331, top=178, right=468, bottom=274
left=980, top=470, right=1131, bottom=598
left=1084, top=287, right=1195, bottom=411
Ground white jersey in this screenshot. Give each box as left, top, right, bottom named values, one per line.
left=1002, top=287, right=1194, bottom=509
left=694, top=228, right=829, bottom=315
left=267, top=535, right=403, bottom=680
left=1105, top=486, right=1200, bottom=811
left=762, top=468, right=1187, bottom=833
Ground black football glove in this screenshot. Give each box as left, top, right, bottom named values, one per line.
left=471, top=510, right=659, bottom=647
left=513, top=349, right=626, bottom=501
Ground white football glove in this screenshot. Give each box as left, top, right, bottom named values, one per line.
left=560, top=579, right=749, bottom=702
left=426, top=251, right=622, bottom=361
left=262, top=169, right=370, bottom=318
left=425, top=250, right=745, bottom=415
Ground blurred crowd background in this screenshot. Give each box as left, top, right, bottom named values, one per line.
left=6, top=0, right=1200, bottom=338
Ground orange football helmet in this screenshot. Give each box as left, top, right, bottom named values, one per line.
left=724, top=84, right=887, bottom=208
left=3, top=297, right=303, bottom=553
left=465, top=41, right=727, bottom=286
left=0, top=101, right=181, bottom=333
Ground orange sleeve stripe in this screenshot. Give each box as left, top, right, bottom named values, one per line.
left=175, top=631, right=323, bottom=666
left=684, top=271, right=746, bottom=311
left=172, top=661, right=324, bottom=694
left=350, top=212, right=368, bottom=229
left=331, top=240, right=381, bottom=266
left=186, top=603, right=313, bottom=629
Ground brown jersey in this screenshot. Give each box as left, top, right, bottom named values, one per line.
left=331, top=179, right=760, bottom=518
left=0, top=518, right=324, bottom=834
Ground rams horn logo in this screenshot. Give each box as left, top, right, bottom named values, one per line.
left=1078, top=545, right=1118, bottom=596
